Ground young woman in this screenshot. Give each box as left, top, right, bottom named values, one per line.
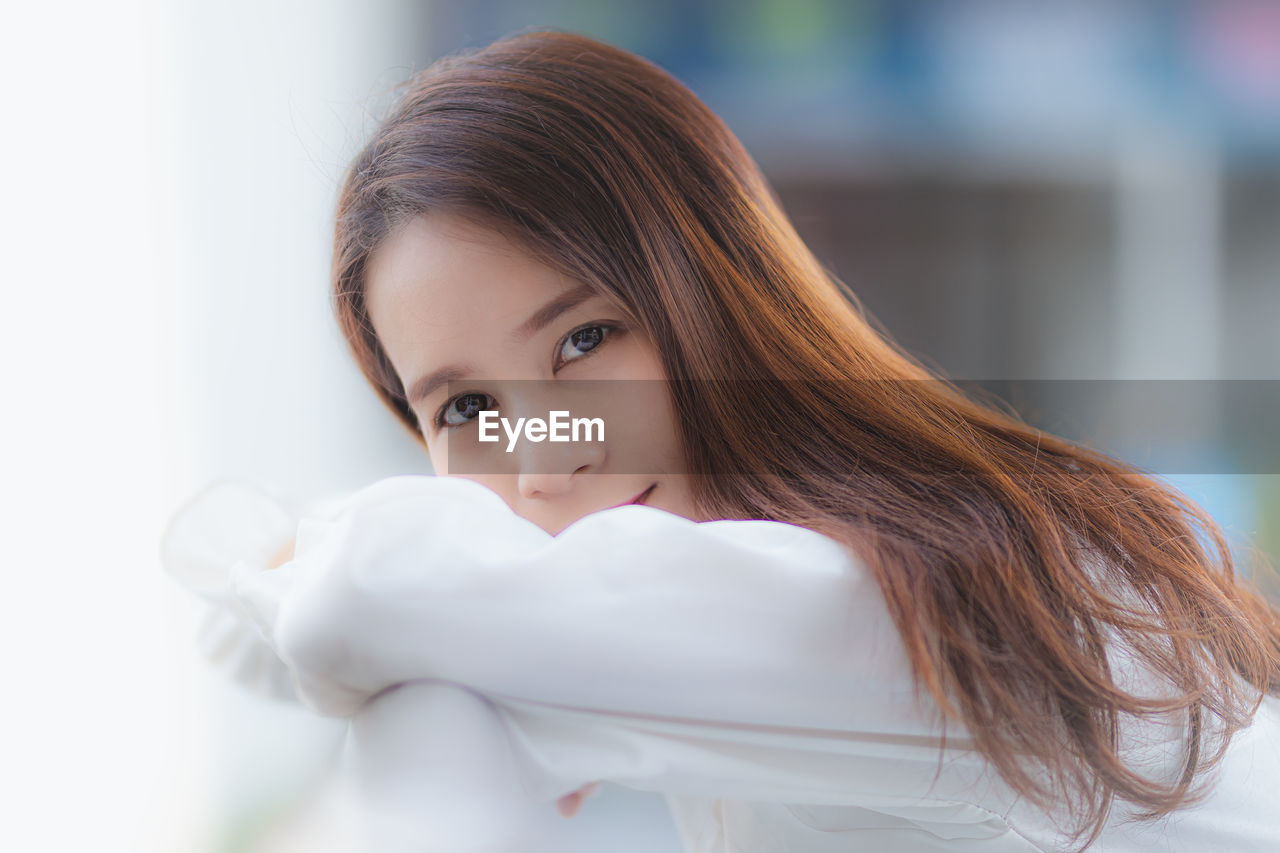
left=165, top=28, right=1280, bottom=853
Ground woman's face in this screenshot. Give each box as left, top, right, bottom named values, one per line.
left=365, top=211, right=703, bottom=536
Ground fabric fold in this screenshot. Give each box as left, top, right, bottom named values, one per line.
left=159, top=479, right=307, bottom=704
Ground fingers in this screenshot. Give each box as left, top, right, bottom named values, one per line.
left=556, top=782, right=603, bottom=818
left=265, top=538, right=295, bottom=570
left=556, top=792, right=584, bottom=818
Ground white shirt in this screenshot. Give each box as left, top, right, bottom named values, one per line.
left=160, top=474, right=1280, bottom=852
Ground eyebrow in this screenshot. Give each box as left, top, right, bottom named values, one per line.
left=405, top=282, right=599, bottom=407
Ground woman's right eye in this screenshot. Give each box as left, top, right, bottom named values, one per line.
left=436, top=392, right=494, bottom=429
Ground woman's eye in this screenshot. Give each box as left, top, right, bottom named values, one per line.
left=429, top=324, right=617, bottom=432
left=559, top=324, right=612, bottom=365
left=437, top=392, right=493, bottom=429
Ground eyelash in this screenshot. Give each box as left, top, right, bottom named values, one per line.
left=430, top=321, right=620, bottom=432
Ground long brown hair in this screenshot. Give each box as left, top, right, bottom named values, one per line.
left=330, top=28, right=1280, bottom=847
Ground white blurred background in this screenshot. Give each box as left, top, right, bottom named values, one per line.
left=3, top=1, right=1276, bottom=851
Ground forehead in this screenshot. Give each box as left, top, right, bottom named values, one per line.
left=364, top=212, right=570, bottom=362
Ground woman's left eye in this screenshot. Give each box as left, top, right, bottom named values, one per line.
left=558, top=323, right=614, bottom=366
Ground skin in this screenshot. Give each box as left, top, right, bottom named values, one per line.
left=362, top=210, right=704, bottom=537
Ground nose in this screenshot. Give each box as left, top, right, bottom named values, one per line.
left=517, top=469, right=574, bottom=500
left=496, top=382, right=606, bottom=502
left=516, top=440, right=605, bottom=501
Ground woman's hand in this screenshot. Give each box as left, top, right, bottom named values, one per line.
left=556, top=781, right=602, bottom=817
left=265, top=539, right=294, bottom=570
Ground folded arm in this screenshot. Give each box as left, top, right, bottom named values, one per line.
left=240, top=475, right=925, bottom=733
left=182, top=474, right=1033, bottom=838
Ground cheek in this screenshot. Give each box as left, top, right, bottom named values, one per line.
left=620, top=335, right=668, bottom=382
left=425, top=434, right=449, bottom=476
left=592, top=381, right=680, bottom=476
left=611, top=336, right=682, bottom=448
left=428, top=433, right=496, bottom=479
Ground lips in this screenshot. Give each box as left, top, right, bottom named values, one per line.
left=613, top=483, right=656, bottom=509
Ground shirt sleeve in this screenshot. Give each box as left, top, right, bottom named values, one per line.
left=342, top=678, right=1020, bottom=851
left=158, top=478, right=355, bottom=705
left=158, top=479, right=304, bottom=703
left=234, top=474, right=948, bottom=729
left=232, top=475, right=881, bottom=720
left=230, top=474, right=1023, bottom=838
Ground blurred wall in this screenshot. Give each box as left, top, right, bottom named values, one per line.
left=158, top=2, right=435, bottom=852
